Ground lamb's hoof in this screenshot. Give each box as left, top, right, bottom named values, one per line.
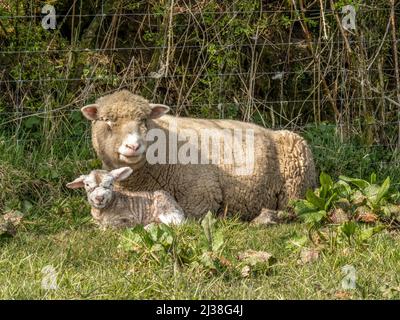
left=251, top=209, right=280, bottom=225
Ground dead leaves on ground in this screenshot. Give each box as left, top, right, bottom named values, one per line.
left=0, top=210, right=24, bottom=237
left=298, top=248, right=320, bottom=264
left=334, top=290, right=353, bottom=300
left=237, top=249, right=276, bottom=277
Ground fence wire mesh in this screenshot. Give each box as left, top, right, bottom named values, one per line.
left=0, top=1, right=399, bottom=159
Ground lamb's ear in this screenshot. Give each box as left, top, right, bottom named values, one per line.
left=149, top=103, right=170, bottom=119
left=81, top=104, right=99, bottom=120
left=66, top=175, right=86, bottom=189
left=109, top=167, right=133, bottom=181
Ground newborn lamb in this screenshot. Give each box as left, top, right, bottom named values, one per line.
left=66, top=167, right=185, bottom=228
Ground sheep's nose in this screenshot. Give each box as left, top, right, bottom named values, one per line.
left=95, top=195, right=104, bottom=202
left=125, top=143, right=140, bottom=151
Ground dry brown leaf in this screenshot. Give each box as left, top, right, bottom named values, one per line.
left=241, top=265, right=251, bottom=278
left=0, top=210, right=24, bottom=237
left=3, top=210, right=23, bottom=226
left=238, top=250, right=275, bottom=277
left=299, top=248, right=319, bottom=264
left=329, top=208, right=349, bottom=224
left=335, top=198, right=351, bottom=211
left=237, top=250, right=274, bottom=265
left=352, top=191, right=367, bottom=206
left=218, top=256, right=232, bottom=268
left=334, top=290, right=353, bottom=300
left=357, top=212, right=378, bottom=223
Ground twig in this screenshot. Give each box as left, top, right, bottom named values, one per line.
left=389, top=0, right=400, bottom=148
left=319, top=0, right=328, bottom=40
left=367, top=18, right=391, bottom=70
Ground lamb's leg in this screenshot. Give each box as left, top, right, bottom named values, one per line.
left=158, top=210, right=185, bottom=225
left=153, top=191, right=186, bottom=225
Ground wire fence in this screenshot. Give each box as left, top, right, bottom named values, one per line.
left=0, top=0, right=399, bottom=160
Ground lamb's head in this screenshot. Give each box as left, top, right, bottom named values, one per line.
left=66, top=167, right=133, bottom=209
left=81, top=90, right=170, bottom=169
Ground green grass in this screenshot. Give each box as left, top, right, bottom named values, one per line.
left=1, top=220, right=400, bottom=299
left=1, top=126, right=400, bottom=300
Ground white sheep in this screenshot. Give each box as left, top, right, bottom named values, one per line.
left=81, top=90, right=317, bottom=223
left=66, top=167, right=185, bottom=229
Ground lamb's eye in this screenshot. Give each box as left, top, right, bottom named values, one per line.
left=106, top=120, right=114, bottom=129
left=140, top=121, right=147, bottom=131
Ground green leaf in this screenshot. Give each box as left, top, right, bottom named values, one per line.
left=145, top=223, right=174, bottom=251
left=390, top=192, right=400, bottom=204
left=370, top=173, right=377, bottom=184
left=145, top=223, right=160, bottom=243
left=359, top=225, right=385, bottom=242
left=201, top=211, right=216, bottom=250
left=293, top=199, right=318, bottom=215
left=119, top=226, right=147, bottom=252
left=158, top=226, right=174, bottom=248
left=320, top=172, right=333, bottom=189
left=374, top=177, right=390, bottom=205
left=285, top=235, right=308, bottom=252
left=363, top=184, right=380, bottom=202
left=339, top=176, right=370, bottom=190
left=359, top=227, right=374, bottom=241
left=22, top=200, right=33, bottom=213
left=319, top=172, right=333, bottom=199
left=302, top=210, right=326, bottom=225
left=306, top=189, right=325, bottom=210
left=212, top=230, right=224, bottom=252
left=340, top=221, right=357, bottom=239
left=333, top=180, right=352, bottom=198
left=324, top=192, right=338, bottom=211
left=23, top=116, right=41, bottom=129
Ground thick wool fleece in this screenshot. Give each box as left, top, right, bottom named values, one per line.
left=89, top=90, right=317, bottom=220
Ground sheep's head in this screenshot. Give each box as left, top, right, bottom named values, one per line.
left=81, top=90, right=170, bottom=169
left=66, top=167, right=133, bottom=209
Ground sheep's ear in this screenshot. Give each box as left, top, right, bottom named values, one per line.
left=66, top=176, right=86, bottom=189
left=149, top=103, right=170, bottom=119
left=110, top=167, right=133, bottom=181
left=81, top=104, right=99, bottom=120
